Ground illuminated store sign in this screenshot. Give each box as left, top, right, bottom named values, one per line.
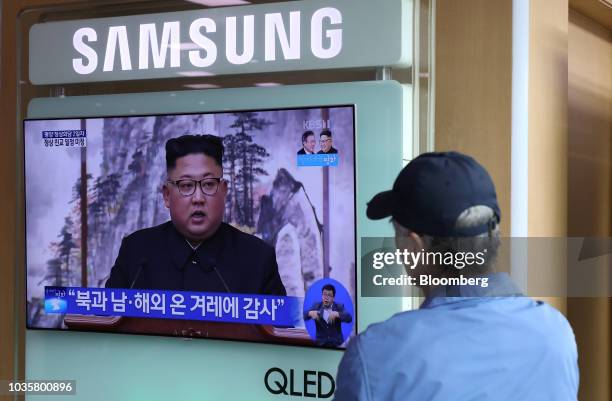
left=29, top=0, right=410, bottom=84
left=71, top=8, right=343, bottom=75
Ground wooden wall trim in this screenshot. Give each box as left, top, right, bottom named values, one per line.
left=1, top=0, right=20, bottom=388
left=0, top=0, right=92, bottom=387
left=567, top=8, right=612, bottom=401
left=434, top=0, right=512, bottom=236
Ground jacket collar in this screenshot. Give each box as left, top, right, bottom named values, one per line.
left=166, top=221, right=226, bottom=271
left=420, top=273, right=524, bottom=309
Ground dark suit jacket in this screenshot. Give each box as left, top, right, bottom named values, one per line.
left=105, top=221, right=286, bottom=296
left=297, top=148, right=314, bottom=155
left=317, top=147, right=338, bottom=154
left=304, top=302, right=352, bottom=347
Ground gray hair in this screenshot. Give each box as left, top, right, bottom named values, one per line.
left=394, top=205, right=501, bottom=275
left=424, top=205, right=500, bottom=274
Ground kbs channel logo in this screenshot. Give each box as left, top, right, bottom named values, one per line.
left=303, top=119, right=331, bottom=130
left=264, top=367, right=335, bottom=398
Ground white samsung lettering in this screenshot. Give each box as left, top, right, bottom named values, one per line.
left=264, top=11, right=301, bottom=61
left=139, top=21, right=180, bottom=69
left=72, top=27, right=98, bottom=75
left=70, top=7, right=344, bottom=75
left=311, top=7, right=342, bottom=59
left=189, top=18, right=217, bottom=68
left=226, top=15, right=255, bottom=65
left=103, top=26, right=132, bottom=72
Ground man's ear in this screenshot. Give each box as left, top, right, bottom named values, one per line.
left=408, top=231, right=424, bottom=250
left=219, top=178, right=229, bottom=196
left=395, top=232, right=411, bottom=252
left=162, top=183, right=170, bottom=208
left=393, top=221, right=424, bottom=251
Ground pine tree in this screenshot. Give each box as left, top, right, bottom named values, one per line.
left=39, top=257, right=63, bottom=286
left=57, top=217, right=76, bottom=286
left=228, top=112, right=272, bottom=227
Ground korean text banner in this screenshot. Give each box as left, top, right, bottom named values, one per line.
left=45, top=287, right=298, bottom=325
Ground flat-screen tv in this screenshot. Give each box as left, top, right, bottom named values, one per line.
left=24, top=105, right=356, bottom=349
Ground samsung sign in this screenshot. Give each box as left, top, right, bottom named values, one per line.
left=72, top=8, right=343, bottom=74
left=29, top=0, right=411, bottom=84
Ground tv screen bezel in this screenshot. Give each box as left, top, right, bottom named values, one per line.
left=22, top=104, right=358, bottom=351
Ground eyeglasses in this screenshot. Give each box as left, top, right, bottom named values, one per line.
left=167, top=178, right=224, bottom=197
left=320, top=139, right=331, bottom=144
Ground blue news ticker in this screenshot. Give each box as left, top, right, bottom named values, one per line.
left=44, top=286, right=299, bottom=326
left=297, top=154, right=339, bottom=167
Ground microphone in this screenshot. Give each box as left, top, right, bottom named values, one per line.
left=207, top=257, right=232, bottom=293
left=129, top=258, right=148, bottom=289
left=184, top=249, right=231, bottom=293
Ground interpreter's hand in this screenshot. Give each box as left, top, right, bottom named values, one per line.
left=328, top=311, right=340, bottom=323
left=308, top=310, right=320, bottom=321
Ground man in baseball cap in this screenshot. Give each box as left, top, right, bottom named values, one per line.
left=333, top=152, right=578, bottom=401
left=366, top=151, right=500, bottom=238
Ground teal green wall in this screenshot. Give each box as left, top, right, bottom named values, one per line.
left=26, top=81, right=409, bottom=400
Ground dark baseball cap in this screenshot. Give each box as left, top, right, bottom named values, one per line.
left=366, top=151, right=500, bottom=237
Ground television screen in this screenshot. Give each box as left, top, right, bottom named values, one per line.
left=24, top=105, right=356, bottom=349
